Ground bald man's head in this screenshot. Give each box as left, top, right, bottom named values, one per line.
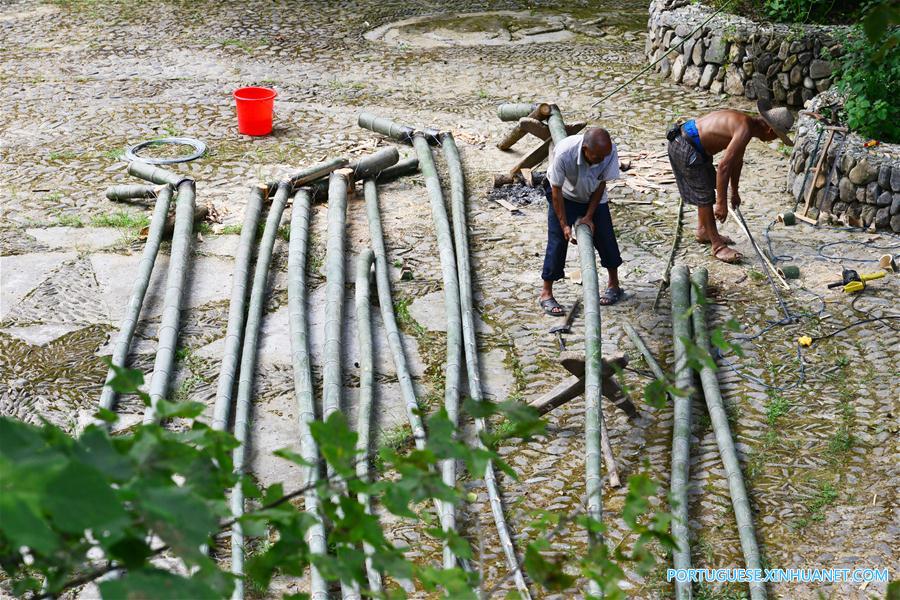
left=582, top=128, right=612, bottom=165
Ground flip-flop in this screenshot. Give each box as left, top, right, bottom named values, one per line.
left=696, top=234, right=735, bottom=245
left=712, top=244, right=743, bottom=263
left=599, top=287, right=625, bottom=306
left=540, top=297, right=565, bottom=316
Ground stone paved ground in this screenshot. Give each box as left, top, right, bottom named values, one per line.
left=1, top=1, right=897, bottom=598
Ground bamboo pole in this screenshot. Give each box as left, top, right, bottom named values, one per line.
left=357, top=113, right=440, bottom=146
left=98, top=185, right=173, bottom=413
left=653, top=196, right=684, bottom=311
left=212, top=186, right=265, bottom=431
left=623, top=322, right=666, bottom=381
left=497, top=103, right=538, bottom=121
left=375, top=157, right=419, bottom=182
left=412, top=131, right=464, bottom=571
left=143, top=178, right=195, bottom=423
left=669, top=265, right=694, bottom=600
left=363, top=179, right=427, bottom=446
left=547, top=105, right=568, bottom=146
left=690, top=269, right=765, bottom=600
left=441, top=132, right=531, bottom=598
left=230, top=181, right=290, bottom=600
left=287, top=188, right=328, bottom=599
left=105, top=184, right=160, bottom=202
left=354, top=249, right=383, bottom=594
left=288, top=157, right=349, bottom=188
left=128, top=161, right=184, bottom=187
left=497, top=103, right=551, bottom=151
left=575, top=223, right=604, bottom=599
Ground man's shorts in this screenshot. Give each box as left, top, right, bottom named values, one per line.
left=668, top=135, right=717, bottom=206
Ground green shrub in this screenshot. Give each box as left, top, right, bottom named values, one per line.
left=835, top=25, right=900, bottom=143
left=708, top=0, right=864, bottom=24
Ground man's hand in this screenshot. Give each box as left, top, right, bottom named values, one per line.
left=562, top=223, right=573, bottom=243
left=714, top=201, right=728, bottom=223
left=730, top=191, right=742, bottom=210
left=574, top=215, right=595, bottom=239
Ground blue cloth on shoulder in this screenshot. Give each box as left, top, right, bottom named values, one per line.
left=682, top=119, right=708, bottom=160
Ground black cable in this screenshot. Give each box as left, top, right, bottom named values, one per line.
left=812, top=315, right=900, bottom=341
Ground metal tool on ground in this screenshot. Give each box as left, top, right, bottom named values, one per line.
left=827, top=268, right=886, bottom=293
left=549, top=298, right=580, bottom=351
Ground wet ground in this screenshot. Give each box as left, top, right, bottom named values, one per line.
left=1, top=0, right=898, bottom=598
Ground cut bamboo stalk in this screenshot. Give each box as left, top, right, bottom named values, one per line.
left=691, top=269, right=765, bottom=600
left=375, top=157, right=419, bottom=182
left=128, top=161, right=184, bottom=187
left=98, top=185, right=173, bottom=413
left=288, top=157, right=350, bottom=188
left=349, top=146, right=401, bottom=180
left=105, top=184, right=160, bottom=202
left=515, top=117, right=551, bottom=141
left=497, top=103, right=551, bottom=150
left=413, top=131, right=464, bottom=571
left=354, top=249, right=383, bottom=594
left=622, top=322, right=666, bottom=381
left=441, top=132, right=531, bottom=598
left=547, top=104, right=568, bottom=146
left=212, top=185, right=266, bottom=431
left=287, top=188, right=328, bottom=600
left=143, top=178, right=195, bottom=424
left=669, top=265, right=694, bottom=600
left=230, top=180, right=290, bottom=600
left=357, top=113, right=440, bottom=146
left=728, top=209, right=789, bottom=289
left=575, top=222, right=604, bottom=599
left=497, top=102, right=538, bottom=121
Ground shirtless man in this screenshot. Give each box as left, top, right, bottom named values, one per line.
left=667, top=99, right=795, bottom=263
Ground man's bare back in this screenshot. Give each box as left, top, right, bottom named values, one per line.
left=694, top=109, right=769, bottom=156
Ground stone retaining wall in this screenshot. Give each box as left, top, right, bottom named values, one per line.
left=646, top=0, right=844, bottom=107
left=788, top=92, right=900, bottom=232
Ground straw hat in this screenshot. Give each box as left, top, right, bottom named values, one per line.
left=757, top=99, right=795, bottom=146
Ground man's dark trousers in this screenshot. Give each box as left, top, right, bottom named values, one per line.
left=541, top=181, right=623, bottom=282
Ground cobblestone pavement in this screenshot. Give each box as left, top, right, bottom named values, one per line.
left=1, top=1, right=897, bottom=598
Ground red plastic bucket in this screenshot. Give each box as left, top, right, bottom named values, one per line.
left=233, top=86, right=277, bottom=136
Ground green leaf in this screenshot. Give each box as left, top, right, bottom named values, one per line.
left=523, top=544, right=575, bottom=591
left=93, top=407, right=119, bottom=423
left=273, top=448, right=311, bottom=467
left=0, top=417, right=48, bottom=461
left=0, top=495, right=60, bottom=555
left=75, top=426, right=134, bottom=482
left=135, top=485, right=218, bottom=561
left=106, top=362, right=145, bottom=396
left=99, top=568, right=220, bottom=599
left=310, top=413, right=358, bottom=478
left=43, top=460, right=128, bottom=535
left=107, top=537, right=155, bottom=569
left=643, top=378, right=669, bottom=409
left=154, top=399, right=206, bottom=420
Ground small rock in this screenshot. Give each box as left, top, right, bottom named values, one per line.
left=798, top=51, right=812, bottom=64
left=672, top=55, right=686, bottom=83
left=710, top=80, right=724, bottom=94
left=892, top=194, right=900, bottom=215
left=891, top=166, right=900, bottom=192
left=849, top=159, right=878, bottom=185
left=892, top=214, right=900, bottom=232
left=692, top=41, right=704, bottom=64
left=861, top=205, right=877, bottom=226
left=875, top=207, right=890, bottom=229
left=877, top=190, right=892, bottom=207
left=832, top=201, right=848, bottom=216
left=803, top=76, right=815, bottom=89
left=782, top=54, right=798, bottom=71
left=790, top=65, right=803, bottom=86
left=809, top=59, right=832, bottom=79
left=683, top=65, right=701, bottom=87
left=815, top=77, right=832, bottom=92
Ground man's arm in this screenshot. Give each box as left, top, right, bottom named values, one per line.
left=730, top=158, right=744, bottom=208
left=550, top=185, right=572, bottom=242
left=575, top=182, right=605, bottom=236
left=715, top=126, right=750, bottom=221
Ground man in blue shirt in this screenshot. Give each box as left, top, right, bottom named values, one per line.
left=539, top=128, right=624, bottom=315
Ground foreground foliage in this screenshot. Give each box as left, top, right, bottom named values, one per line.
left=0, top=364, right=676, bottom=599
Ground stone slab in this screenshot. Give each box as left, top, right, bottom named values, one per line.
left=0, top=252, right=77, bottom=321
left=408, top=290, right=493, bottom=334
left=0, top=323, right=82, bottom=346
left=26, top=226, right=126, bottom=251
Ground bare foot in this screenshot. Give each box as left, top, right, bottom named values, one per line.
left=696, top=229, right=735, bottom=245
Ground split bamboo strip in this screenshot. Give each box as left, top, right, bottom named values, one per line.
left=230, top=181, right=290, bottom=600
left=98, top=185, right=173, bottom=412
left=623, top=322, right=666, bottom=381
left=287, top=188, right=328, bottom=600
left=412, top=131, right=464, bottom=571
left=442, top=132, right=530, bottom=598
left=354, top=249, right=383, bottom=594
left=690, top=268, right=765, bottom=600
left=653, top=195, right=684, bottom=311
left=143, top=178, right=195, bottom=423
left=212, top=186, right=265, bottom=431
left=575, top=223, right=604, bottom=599
left=669, top=265, right=694, bottom=600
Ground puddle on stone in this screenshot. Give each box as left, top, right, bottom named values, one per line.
left=365, top=11, right=578, bottom=48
